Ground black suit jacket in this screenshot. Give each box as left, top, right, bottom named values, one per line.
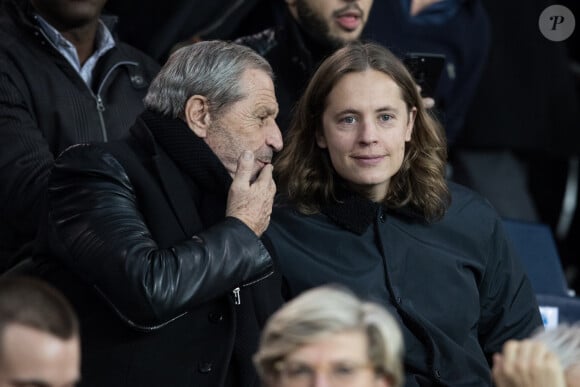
left=32, top=111, right=283, bottom=386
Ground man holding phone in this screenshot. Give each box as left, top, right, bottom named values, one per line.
left=363, top=0, right=490, bottom=146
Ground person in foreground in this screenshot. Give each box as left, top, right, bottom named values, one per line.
left=492, top=323, right=580, bottom=387
left=0, top=276, right=80, bottom=387
left=264, top=41, right=543, bottom=386
left=32, top=40, right=284, bottom=386
left=254, top=285, right=404, bottom=387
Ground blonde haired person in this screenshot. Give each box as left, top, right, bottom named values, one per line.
left=493, top=323, right=580, bottom=387
left=264, top=41, right=542, bottom=386
left=254, top=285, right=404, bottom=387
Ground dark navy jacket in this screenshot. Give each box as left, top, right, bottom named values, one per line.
left=266, top=182, right=543, bottom=386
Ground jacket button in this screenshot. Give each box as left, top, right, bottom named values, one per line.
left=208, top=312, right=224, bottom=323
left=396, top=297, right=402, bottom=304
left=379, top=213, right=386, bottom=223
left=198, top=362, right=213, bottom=373
left=434, top=369, right=441, bottom=378
left=131, top=74, right=144, bottom=86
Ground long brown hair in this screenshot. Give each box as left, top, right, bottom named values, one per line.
left=275, top=41, right=450, bottom=222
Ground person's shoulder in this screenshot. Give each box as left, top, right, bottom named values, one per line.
left=447, top=181, right=497, bottom=213
left=442, top=181, right=501, bottom=230
left=235, top=27, right=280, bottom=57
left=272, top=200, right=301, bottom=219
left=0, top=10, right=34, bottom=57
left=112, top=41, right=161, bottom=72
left=271, top=201, right=320, bottom=224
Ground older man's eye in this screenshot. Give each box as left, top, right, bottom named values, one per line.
left=379, top=114, right=392, bottom=121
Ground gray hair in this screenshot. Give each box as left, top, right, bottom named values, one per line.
left=254, top=285, right=404, bottom=387
left=143, top=40, right=273, bottom=118
left=532, top=323, right=580, bottom=370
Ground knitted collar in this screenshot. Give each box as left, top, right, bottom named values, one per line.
left=140, top=109, right=232, bottom=200
left=320, top=187, right=382, bottom=235
left=319, top=184, right=423, bottom=235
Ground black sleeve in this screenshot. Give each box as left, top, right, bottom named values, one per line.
left=47, top=144, right=273, bottom=329
left=478, top=215, right=544, bottom=364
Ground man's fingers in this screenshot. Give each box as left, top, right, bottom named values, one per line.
left=232, top=151, right=254, bottom=186
left=255, top=163, right=274, bottom=184
left=423, top=97, right=435, bottom=109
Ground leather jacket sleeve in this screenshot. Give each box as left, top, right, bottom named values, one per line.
left=46, top=144, right=273, bottom=330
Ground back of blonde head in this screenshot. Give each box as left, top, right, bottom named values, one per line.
left=254, top=286, right=404, bottom=387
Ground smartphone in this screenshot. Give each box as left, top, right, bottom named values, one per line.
left=403, top=52, right=446, bottom=96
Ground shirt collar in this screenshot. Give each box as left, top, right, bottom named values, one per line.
left=34, top=14, right=115, bottom=60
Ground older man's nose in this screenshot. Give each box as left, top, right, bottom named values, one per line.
left=267, top=120, right=283, bottom=151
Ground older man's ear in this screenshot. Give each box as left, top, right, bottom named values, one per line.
left=185, top=95, right=212, bottom=138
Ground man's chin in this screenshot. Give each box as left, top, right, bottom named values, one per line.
left=332, top=30, right=363, bottom=45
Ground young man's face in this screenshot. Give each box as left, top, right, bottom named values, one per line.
left=286, top=0, right=374, bottom=48
left=0, top=324, right=80, bottom=387
left=318, top=69, right=415, bottom=202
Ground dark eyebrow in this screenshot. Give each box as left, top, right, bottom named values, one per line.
left=334, top=106, right=400, bottom=116
left=375, top=105, right=400, bottom=114
left=335, top=108, right=360, bottom=116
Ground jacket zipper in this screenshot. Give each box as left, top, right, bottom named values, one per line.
left=231, top=269, right=275, bottom=306
left=35, top=26, right=139, bottom=142
left=232, top=287, right=241, bottom=305
left=93, top=60, right=139, bottom=142
left=95, top=95, right=107, bottom=141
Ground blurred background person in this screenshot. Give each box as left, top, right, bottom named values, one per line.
left=0, top=0, right=159, bottom=272
left=104, top=0, right=277, bottom=64
left=254, top=285, right=404, bottom=387
left=237, top=0, right=375, bottom=134
left=364, top=0, right=490, bottom=150
left=492, top=323, right=580, bottom=387
left=0, top=276, right=80, bottom=387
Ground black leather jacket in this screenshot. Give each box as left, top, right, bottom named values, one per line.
left=32, top=110, right=282, bottom=386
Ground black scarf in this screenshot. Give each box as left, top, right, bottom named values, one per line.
left=141, top=109, right=232, bottom=227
